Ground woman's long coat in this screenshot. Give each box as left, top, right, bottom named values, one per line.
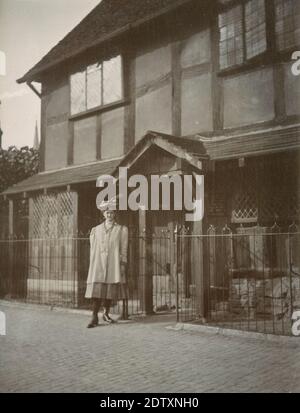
left=85, top=223, right=128, bottom=295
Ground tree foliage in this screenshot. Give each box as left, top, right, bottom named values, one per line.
left=0, top=146, right=39, bottom=193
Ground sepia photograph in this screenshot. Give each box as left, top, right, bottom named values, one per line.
left=0, top=0, right=300, bottom=396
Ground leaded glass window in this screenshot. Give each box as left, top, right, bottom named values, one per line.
left=275, top=0, right=300, bottom=51
left=219, top=0, right=267, bottom=69
left=245, top=0, right=267, bottom=59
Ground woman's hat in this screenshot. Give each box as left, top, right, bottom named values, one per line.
left=97, top=196, right=118, bottom=212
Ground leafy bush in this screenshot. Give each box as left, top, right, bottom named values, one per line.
left=0, top=146, right=39, bottom=193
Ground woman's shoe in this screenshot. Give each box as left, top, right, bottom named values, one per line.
left=103, top=313, right=115, bottom=324
left=87, top=316, right=99, bottom=328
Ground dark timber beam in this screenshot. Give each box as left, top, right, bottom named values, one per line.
left=26, top=81, right=41, bottom=99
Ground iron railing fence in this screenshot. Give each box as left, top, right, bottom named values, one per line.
left=0, top=235, right=145, bottom=317
left=0, top=232, right=178, bottom=318
left=175, top=224, right=300, bottom=336
left=1, top=224, right=299, bottom=336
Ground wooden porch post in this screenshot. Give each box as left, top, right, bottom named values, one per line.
left=138, top=208, right=154, bottom=315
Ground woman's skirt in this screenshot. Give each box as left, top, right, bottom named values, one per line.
left=85, top=282, right=128, bottom=300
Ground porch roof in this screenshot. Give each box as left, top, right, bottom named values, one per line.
left=1, top=158, right=121, bottom=196
left=1, top=131, right=208, bottom=197
left=112, top=131, right=208, bottom=175
left=3, top=124, right=299, bottom=197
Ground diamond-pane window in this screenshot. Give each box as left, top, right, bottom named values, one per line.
left=231, top=169, right=258, bottom=224
left=30, top=192, right=74, bottom=239
left=232, top=192, right=258, bottom=223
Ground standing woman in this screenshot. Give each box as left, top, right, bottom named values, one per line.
left=85, top=200, right=128, bottom=328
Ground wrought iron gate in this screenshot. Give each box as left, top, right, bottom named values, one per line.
left=175, top=223, right=300, bottom=336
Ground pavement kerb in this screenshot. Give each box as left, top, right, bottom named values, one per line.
left=168, top=322, right=300, bottom=347
left=2, top=299, right=300, bottom=345
left=0, top=299, right=90, bottom=315
left=0, top=299, right=134, bottom=323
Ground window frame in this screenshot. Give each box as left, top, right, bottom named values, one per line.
left=274, top=0, right=300, bottom=53
left=217, top=0, right=300, bottom=76
left=218, top=0, right=270, bottom=74
left=69, top=54, right=126, bottom=120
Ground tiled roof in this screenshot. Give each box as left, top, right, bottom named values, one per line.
left=2, top=158, right=121, bottom=195
left=18, top=0, right=192, bottom=83
left=1, top=131, right=208, bottom=196
left=199, top=124, right=300, bottom=160
left=4, top=125, right=297, bottom=196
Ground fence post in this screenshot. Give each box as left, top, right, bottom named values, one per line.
left=71, top=191, right=78, bottom=308
left=121, top=299, right=128, bottom=320
left=174, top=225, right=179, bottom=323
left=288, top=223, right=298, bottom=327
left=139, top=209, right=153, bottom=315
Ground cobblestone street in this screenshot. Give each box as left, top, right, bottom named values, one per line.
left=0, top=303, right=300, bottom=393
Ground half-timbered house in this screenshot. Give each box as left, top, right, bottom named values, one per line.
left=1, top=0, right=300, bottom=333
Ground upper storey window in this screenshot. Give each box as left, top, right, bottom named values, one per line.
left=245, top=0, right=267, bottom=59
left=219, top=0, right=267, bottom=70
left=275, top=0, right=300, bottom=51
left=218, top=0, right=300, bottom=71
left=219, top=4, right=244, bottom=69
left=70, top=55, right=123, bottom=116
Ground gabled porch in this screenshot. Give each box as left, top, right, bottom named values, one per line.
left=1, top=129, right=300, bottom=335
left=0, top=131, right=209, bottom=319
